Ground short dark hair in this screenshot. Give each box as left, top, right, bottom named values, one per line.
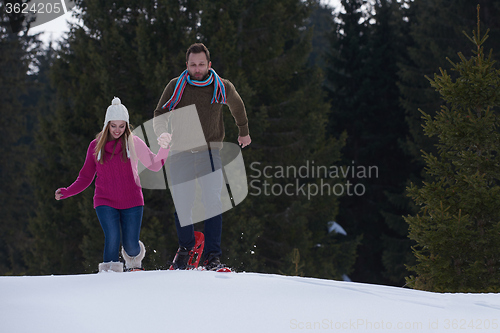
left=186, top=43, right=210, bottom=63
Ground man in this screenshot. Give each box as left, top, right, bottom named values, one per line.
left=153, top=43, right=251, bottom=270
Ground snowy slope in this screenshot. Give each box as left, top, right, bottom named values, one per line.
left=1, top=270, right=499, bottom=333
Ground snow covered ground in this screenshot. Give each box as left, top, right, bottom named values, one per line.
left=1, top=270, right=499, bottom=333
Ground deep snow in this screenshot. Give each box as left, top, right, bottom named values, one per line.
left=1, top=270, right=499, bottom=333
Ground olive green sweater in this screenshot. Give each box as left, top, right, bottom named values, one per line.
left=153, top=76, right=249, bottom=149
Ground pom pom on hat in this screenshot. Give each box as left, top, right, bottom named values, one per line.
left=104, top=97, right=129, bottom=126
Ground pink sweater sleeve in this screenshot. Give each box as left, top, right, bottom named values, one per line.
left=134, top=136, right=170, bottom=172
left=58, top=141, right=97, bottom=199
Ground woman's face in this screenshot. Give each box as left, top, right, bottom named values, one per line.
left=109, top=120, right=127, bottom=140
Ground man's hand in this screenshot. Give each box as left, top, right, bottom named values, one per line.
left=157, top=132, right=172, bottom=148
left=238, top=135, right=251, bottom=148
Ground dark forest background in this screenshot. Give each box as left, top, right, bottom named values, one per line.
left=2, top=0, right=499, bottom=287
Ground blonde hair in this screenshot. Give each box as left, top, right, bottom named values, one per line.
left=94, top=123, right=135, bottom=164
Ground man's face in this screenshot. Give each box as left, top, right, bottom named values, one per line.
left=186, top=52, right=211, bottom=80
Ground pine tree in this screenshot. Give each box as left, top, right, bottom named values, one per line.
left=306, top=2, right=336, bottom=70
left=365, top=0, right=415, bottom=285
left=405, top=8, right=500, bottom=292
left=323, top=0, right=372, bottom=282
left=0, top=0, right=39, bottom=275
left=324, top=0, right=413, bottom=285
left=400, top=0, right=500, bottom=163
left=397, top=2, right=500, bottom=260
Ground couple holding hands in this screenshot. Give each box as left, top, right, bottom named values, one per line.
left=55, top=43, right=251, bottom=272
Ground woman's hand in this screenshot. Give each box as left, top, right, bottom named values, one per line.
left=55, top=189, right=63, bottom=200
left=157, top=132, right=172, bottom=149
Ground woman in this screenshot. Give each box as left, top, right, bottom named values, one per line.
left=55, top=97, right=170, bottom=272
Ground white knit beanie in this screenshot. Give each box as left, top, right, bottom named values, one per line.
left=97, top=97, right=131, bottom=161
left=104, top=97, right=129, bottom=127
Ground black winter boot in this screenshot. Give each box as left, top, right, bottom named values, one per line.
left=169, top=246, right=192, bottom=270
left=202, top=253, right=223, bottom=271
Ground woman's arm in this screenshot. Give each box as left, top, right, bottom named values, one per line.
left=133, top=136, right=170, bottom=172
left=55, top=141, right=97, bottom=200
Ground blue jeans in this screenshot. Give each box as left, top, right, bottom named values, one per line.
left=95, top=205, right=143, bottom=262
left=168, top=149, right=223, bottom=257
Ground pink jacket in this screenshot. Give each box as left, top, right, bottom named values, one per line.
left=58, top=136, right=169, bottom=209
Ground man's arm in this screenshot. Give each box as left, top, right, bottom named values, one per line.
left=153, top=79, right=176, bottom=137
left=224, top=80, right=250, bottom=147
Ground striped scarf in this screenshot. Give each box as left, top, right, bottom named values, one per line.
left=162, top=68, right=227, bottom=111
